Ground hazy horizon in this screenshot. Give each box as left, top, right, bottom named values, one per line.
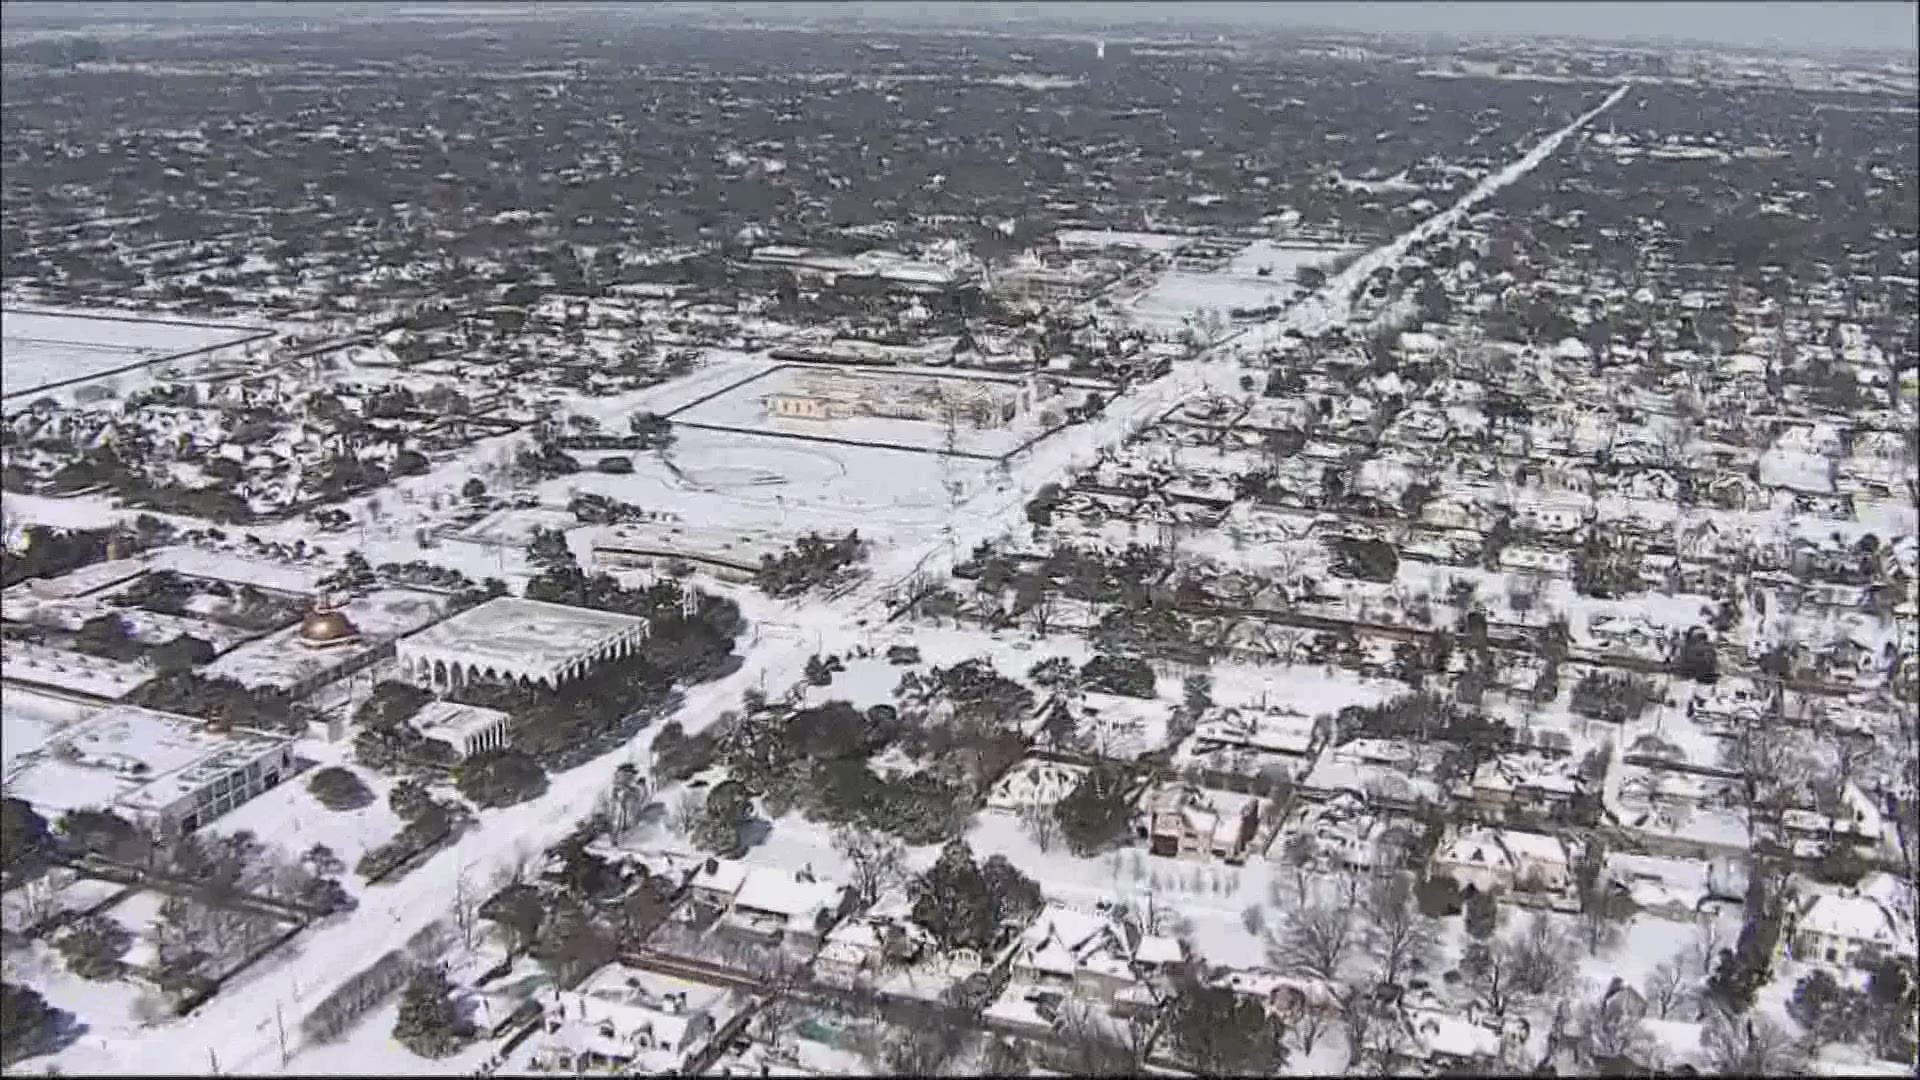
left=3, top=0, right=1916, bottom=58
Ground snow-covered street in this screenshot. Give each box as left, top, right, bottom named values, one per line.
left=25, top=83, right=1637, bottom=1076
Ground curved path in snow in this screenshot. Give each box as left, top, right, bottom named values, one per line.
left=36, top=85, right=1627, bottom=1076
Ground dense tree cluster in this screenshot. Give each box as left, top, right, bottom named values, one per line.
left=307, top=766, right=377, bottom=811
left=908, top=840, right=1043, bottom=953
left=755, top=531, right=867, bottom=598
left=1568, top=672, right=1661, bottom=724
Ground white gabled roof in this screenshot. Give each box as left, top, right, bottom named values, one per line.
left=690, top=857, right=749, bottom=896
left=1799, top=893, right=1900, bottom=947
left=1133, top=934, right=1183, bottom=967
left=1407, top=1008, right=1500, bottom=1060
left=732, top=867, right=841, bottom=923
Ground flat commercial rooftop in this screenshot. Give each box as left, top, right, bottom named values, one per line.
left=396, top=596, right=648, bottom=675
left=2, top=703, right=291, bottom=818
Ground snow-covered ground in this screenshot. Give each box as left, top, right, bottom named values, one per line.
left=10, top=83, right=1634, bottom=1076
left=670, top=363, right=1067, bottom=458
left=1118, top=242, right=1356, bottom=333
left=2, top=306, right=272, bottom=397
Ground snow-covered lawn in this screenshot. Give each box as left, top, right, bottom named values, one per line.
left=2, top=306, right=271, bottom=397
left=968, top=811, right=1268, bottom=969
left=0, top=938, right=155, bottom=1058
left=1117, top=242, right=1356, bottom=333
left=671, top=363, right=1065, bottom=458
left=211, top=748, right=404, bottom=901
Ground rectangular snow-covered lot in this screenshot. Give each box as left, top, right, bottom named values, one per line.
left=670, top=363, right=1065, bottom=458
left=2, top=306, right=271, bottom=397
left=1119, top=242, right=1357, bottom=331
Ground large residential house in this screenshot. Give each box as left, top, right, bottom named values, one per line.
left=1211, top=968, right=1339, bottom=1016
left=534, top=963, right=741, bottom=1075
left=1006, top=904, right=1183, bottom=1008
left=1454, top=753, right=1587, bottom=821
left=1430, top=826, right=1574, bottom=895
left=719, top=866, right=848, bottom=949
left=1185, top=709, right=1320, bottom=773
left=814, top=891, right=938, bottom=983
left=1788, top=887, right=1913, bottom=970
left=1132, top=782, right=1265, bottom=863
left=1291, top=791, right=1418, bottom=873
left=985, top=759, right=1089, bottom=813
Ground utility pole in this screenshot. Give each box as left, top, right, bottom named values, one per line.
left=277, top=1003, right=289, bottom=1066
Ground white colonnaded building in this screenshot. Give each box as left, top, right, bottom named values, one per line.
left=394, top=596, right=649, bottom=691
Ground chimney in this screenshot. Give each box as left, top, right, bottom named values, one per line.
left=705, top=857, right=719, bottom=876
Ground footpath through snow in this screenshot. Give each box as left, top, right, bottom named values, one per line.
left=37, top=85, right=1626, bottom=1076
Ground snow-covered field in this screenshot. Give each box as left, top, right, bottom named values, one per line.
left=2, top=306, right=272, bottom=397
left=541, top=426, right=991, bottom=552
left=671, top=363, right=1064, bottom=458
left=1118, top=242, right=1357, bottom=332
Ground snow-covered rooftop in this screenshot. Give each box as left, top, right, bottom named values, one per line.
left=2, top=703, right=292, bottom=819
left=395, top=595, right=647, bottom=686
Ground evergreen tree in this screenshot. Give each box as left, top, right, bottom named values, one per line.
left=1054, top=765, right=1135, bottom=856
left=392, top=966, right=468, bottom=1059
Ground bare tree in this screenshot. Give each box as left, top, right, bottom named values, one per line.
left=1270, top=900, right=1355, bottom=982
left=1510, top=913, right=1579, bottom=1003
left=1575, top=991, right=1654, bottom=1067
left=1049, top=999, right=1156, bottom=1075
left=1364, top=872, right=1439, bottom=988
left=1280, top=832, right=1317, bottom=905
left=452, top=866, right=481, bottom=951
left=1240, top=904, right=1267, bottom=937
left=1281, top=992, right=1334, bottom=1057
left=668, top=790, right=703, bottom=837
left=1021, top=802, right=1061, bottom=852
left=831, top=825, right=907, bottom=906
left=1462, top=939, right=1520, bottom=1017
left=1578, top=879, right=1630, bottom=957
left=1643, top=960, right=1688, bottom=1020
left=1333, top=980, right=1401, bottom=1072
left=1701, top=1006, right=1805, bottom=1074
left=1027, top=587, right=1059, bottom=638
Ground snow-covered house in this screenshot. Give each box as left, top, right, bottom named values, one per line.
left=1514, top=499, right=1587, bottom=536
left=1211, top=967, right=1338, bottom=1016
left=1186, top=708, right=1319, bottom=768
left=985, top=759, right=1089, bottom=812
left=1279, top=790, right=1416, bottom=873
left=720, top=866, right=849, bottom=948
left=1132, top=782, right=1265, bottom=863
left=684, top=857, right=750, bottom=917
left=1420, top=495, right=1488, bottom=533
left=1455, top=752, right=1586, bottom=820
left=1398, top=1007, right=1504, bottom=1070
left=1008, top=904, right=1179, bottom=1006
left=814, top=890, right=937, bottom=982
left=1778, top=781, right=1886, bottom=852
left=535, top=963, right=741, bottom=1075
left=1788, top=889, right=1912, bottom=970
left=1429, top=826, right=1573, bottom=895
left=1601, top=852, right=1739, bottom=919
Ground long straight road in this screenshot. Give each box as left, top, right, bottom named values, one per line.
left=41, top=85, right=1627, bottom=1076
